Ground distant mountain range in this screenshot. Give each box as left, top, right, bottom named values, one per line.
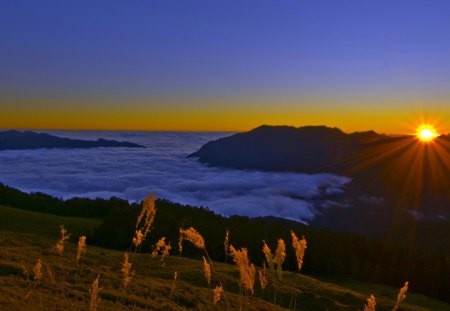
left=190, top=125, right=450, bottom=230
left=0, top=130, right=145, bottom=150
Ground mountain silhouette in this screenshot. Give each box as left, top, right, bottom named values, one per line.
left=0, top=130, right=145, bottom=150
left=189, top=125, right=392, bottom=173
left=190, top=125, right=450, bottom=226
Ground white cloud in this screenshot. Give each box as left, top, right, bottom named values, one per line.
left=0, top=130, right=350, bottom=224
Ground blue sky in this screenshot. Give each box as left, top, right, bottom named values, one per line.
left=1, top=0, right=450, bottom=131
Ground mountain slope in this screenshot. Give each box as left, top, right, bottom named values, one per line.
left=1, top=208, right=449, bottom=311
left=190, top=125, right=450, bottom=221
left=189, top=125, right=392, bottom=173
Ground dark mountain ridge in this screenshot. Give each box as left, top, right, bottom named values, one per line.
left=189, top=125, right=395, bottom=173
left=190, top=125, right=450, bottom=227
left=0, top=130, right=145, bottom=150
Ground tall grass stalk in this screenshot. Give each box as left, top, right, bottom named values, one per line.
left=274, top=239, right=286, bottom=281
left=258, top=262, right=267, bottom=290
left=392, top=282, right=408, bottom=311
left=213, top=284, right=224, bottom=304
left=89, top=274, right=101, bottom=311
left=228, top=245, right=255, bottom=295
left=224, top=229, right=229, bottom=264
left=75, top=235, right=87, bottom=311
left=121, top=252, right=134, bottom=288
left=364, top=294, right=376, bottom=311
left=54, top=225, right=70, bottom=305
left=203, top=256, right=211, bottom=287
left=291, top=231, right=307, bottom=272
left=169, top=271, right=178, bottom=300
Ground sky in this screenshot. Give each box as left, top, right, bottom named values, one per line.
left=1, top=0, right=450, bottom=133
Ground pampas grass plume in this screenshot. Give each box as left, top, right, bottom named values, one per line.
left=152, top=237, right=171, bottom=264
left=262, top=241, right=275, bottom=274
left=55, top=225, right=70, bottom=256
left=213, top=284, right=223, bottom=304
left=392, top=282, right=408, bottom=311
left=76, top=235, right=87, bottom=262
left=179, top=227, right=205, bottom=254
left=132, top=229, right=144, bottom=248
left=229, top=245, right=255, bottom=294
left=121, top=252, right=134, bottom=288
left=203, top=256, right=211, bottom=287
left=274, top=239, right=286, bottom=280
left=364, top=294, right=376, bottom=311
left=136, top=194, right=157, bottom=239
left=291, top=231, right=307, bottom=272
left=258, top=262, right=267, bottom=290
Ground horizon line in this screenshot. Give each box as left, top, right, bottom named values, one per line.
left=0, top=125, right=419, bottom=136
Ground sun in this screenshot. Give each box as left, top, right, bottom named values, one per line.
left=417, top=125, right=438, bottom=142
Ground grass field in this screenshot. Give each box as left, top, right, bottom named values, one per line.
left=0, top=205, right=449, bottom=311
left=0, top=205, right=101, bottom=239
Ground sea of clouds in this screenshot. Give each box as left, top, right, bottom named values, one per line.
left=0, top=130, right=350, bottom=224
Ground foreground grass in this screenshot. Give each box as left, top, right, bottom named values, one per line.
left=318, top=278, right=450, bottom=311
left=0, top=206, right=449, bottom=310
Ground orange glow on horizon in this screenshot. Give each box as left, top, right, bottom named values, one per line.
left=1, top=96, right=449, bottom=134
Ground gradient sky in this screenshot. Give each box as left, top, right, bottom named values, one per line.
left=1, top=0, right=450, bottom=133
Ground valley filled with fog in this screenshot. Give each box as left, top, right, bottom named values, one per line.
left=0, top=130, right=349, bottom=224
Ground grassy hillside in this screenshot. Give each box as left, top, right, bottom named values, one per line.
left=2, top=182, right=449, bottom=303
left=0, top=205, right=101, bottom=239
left=0, top=205, right=449, bottom=311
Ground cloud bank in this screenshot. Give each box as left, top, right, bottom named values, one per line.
left=0, top=130, right=350, bottom=224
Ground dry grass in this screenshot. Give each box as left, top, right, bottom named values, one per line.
left=0, top=204, right=449, bottom=311
left=133, top=194, right=157, bottom=250
left=213, top=284, right=224, bottom=304
left=228, top=245, right=256, bottom=294
left=202, top=256, right=211, bottom=287
left=274, top=239, right=286, bottom=280
left=393, top=281, right=409, bottom=311
left=258, top=263, right=268, bottom=290
left=262, top=241, right=275, bottom=275
left=152, top=237, right=171, bottom=265
left=291, top=231, right=307, bottom=272
left=120, top=252, right=134, bottom=288
left=32, top=259, right=42, bottom=285
left=178, top=227, right=205, bottom=255
left=224, top=229, right=229, bottom=263
left=76, top=235, right=87, bottom=263
left=55, top=225, right=70, bottom=256
left=364, top=294, right=376, bottom=311
left=132, top=229, right=144, bottom=248
left=89, top=274, right=101, bottom=311
left=0, top=231, right=448, bottom=311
